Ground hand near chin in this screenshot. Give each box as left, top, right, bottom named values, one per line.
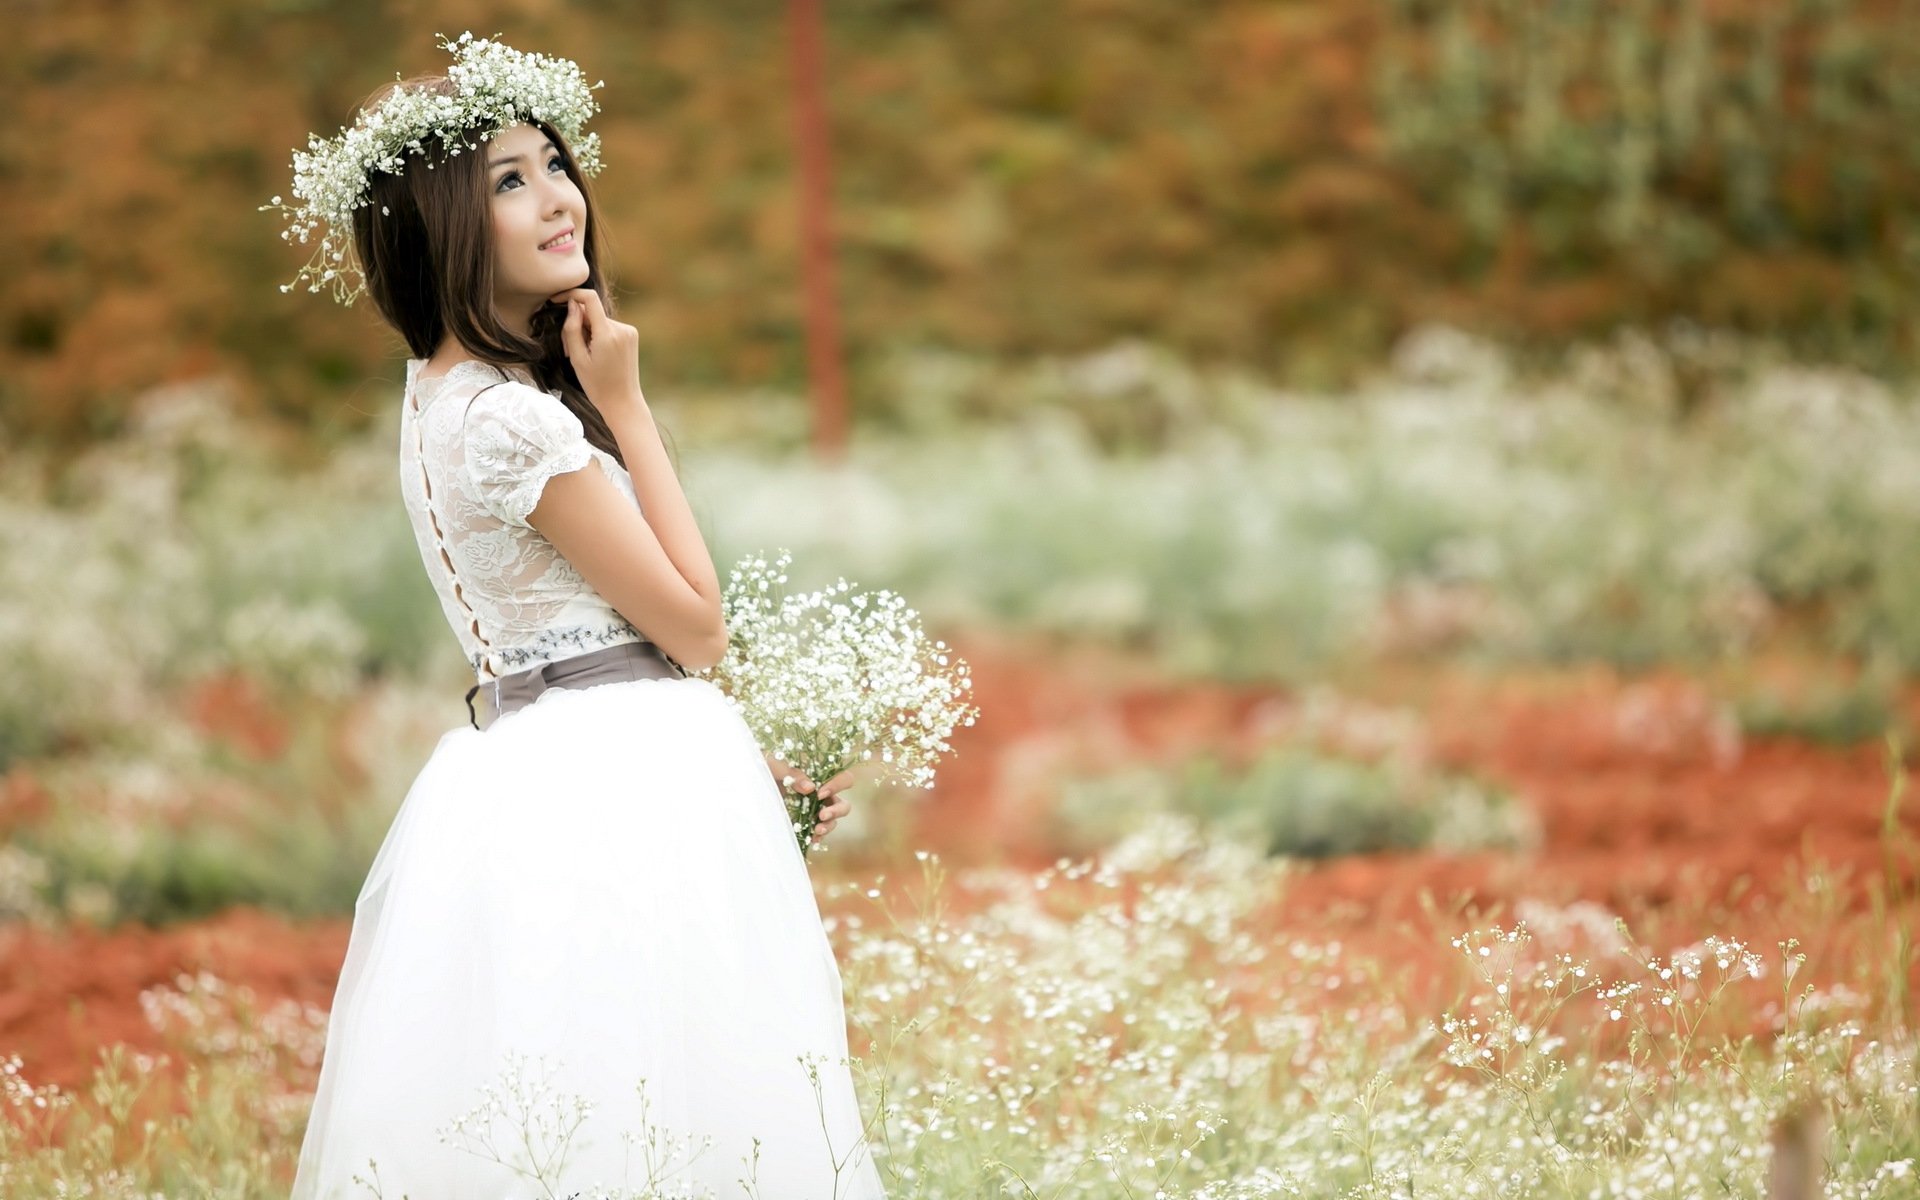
left=555, top=287, right=645, bottom=413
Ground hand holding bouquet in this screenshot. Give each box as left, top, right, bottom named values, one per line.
left=694, top=550, right=979, bottom=861
left=759, top=757, right=858, bottom=849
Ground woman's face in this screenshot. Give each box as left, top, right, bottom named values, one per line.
left=484, top=122, right=589, bottom=324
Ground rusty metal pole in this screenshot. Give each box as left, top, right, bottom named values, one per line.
left=789, top=0, right=849, bottom=462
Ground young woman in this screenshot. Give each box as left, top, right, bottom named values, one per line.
left=274, top=36, right=886, bottom=1200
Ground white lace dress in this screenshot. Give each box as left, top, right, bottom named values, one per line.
left=289, top=358, right=886, bottom=1200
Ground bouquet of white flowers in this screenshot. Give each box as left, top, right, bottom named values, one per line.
left=693, top=550, right=979, bottom=860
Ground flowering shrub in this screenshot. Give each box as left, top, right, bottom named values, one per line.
left=9, top=802, right=1916, bottom=1196
left=5, top=332, right=1918, bottom=769
left=1050, top=742, right=1537, bottom=861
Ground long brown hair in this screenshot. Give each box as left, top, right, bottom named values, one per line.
left=348, top=75, right=629, bottom=468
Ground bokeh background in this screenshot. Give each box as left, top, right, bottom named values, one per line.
left=10, top=0, right=1920, bottom=437
left=2, top=2, right=1918, bottom=1194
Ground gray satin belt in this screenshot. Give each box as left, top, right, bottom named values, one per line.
left=465, top=639, right=689, bottom=731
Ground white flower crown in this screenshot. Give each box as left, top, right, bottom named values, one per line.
left=259, top=30, right=606, bottom=308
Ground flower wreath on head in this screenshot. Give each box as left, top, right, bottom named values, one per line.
left=259, top=30, right=606, bottom=308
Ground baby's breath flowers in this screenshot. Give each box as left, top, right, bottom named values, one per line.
left=259, top=30, right=606, bottom=307
left=693, top=550, right=979, bottom=860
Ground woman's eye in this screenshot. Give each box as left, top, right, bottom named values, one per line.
left=496, top=157, right=566, bottom=193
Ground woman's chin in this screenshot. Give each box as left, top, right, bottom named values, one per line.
left=525, top=263, right=592, bottom=310
left=528, top=259, right=590, bottom=291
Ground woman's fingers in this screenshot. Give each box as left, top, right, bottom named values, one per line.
left=559, top=287, right=610, bottom=341
left=812, top=788, right=852, bottom=842
left=817, top=772, right=854, bottom=816
left=576, top=287, right=610, bottom=323
left=551, top=286, right=607, bottom=346
left=761, top=754, right=858, bottom=843
left=552, top=285, right=601, bottom=312
left=551, top=287, right=643, bottom=407
left=576, top=292, right=602, bottom=349
left=765, top=755, right=815, bottom=794
left=561, top=298, right=587, bottom=360
left=810, top=793, right=854, bottom=846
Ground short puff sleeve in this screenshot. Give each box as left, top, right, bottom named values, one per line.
left=461, top=383, right=596, bottom=528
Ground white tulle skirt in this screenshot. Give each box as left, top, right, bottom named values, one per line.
left=290, top=674, right=886, bottom=1200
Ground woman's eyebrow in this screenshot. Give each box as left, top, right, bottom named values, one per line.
left=488, top=140, right=559, bottom=169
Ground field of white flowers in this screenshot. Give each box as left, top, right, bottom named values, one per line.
left=2, top=327, right=1910, bottom=930
left=0, top=327, right=1915, bottom=1195
left=6, top=327, right=1917, bottom=759
left=0, top=812, right=1914, bottom=1197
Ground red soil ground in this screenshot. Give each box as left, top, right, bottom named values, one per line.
left=1, top=630, right=1915, bottom=1096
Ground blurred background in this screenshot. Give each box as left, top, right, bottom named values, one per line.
left=2, top=0, right=1918, bottom=1180
left=10, top=0, right=1920, bottom=437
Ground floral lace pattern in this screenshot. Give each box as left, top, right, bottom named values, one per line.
left=465, top=387, right=596, bottom=529
left=400, top=358, right=651, bottom=684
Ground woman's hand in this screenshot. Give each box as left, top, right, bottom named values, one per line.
left=764, top=754, right=856, bottom=849
left=553, top=287, right=644, bottom=413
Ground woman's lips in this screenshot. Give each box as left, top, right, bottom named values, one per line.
left=539, top=229, right=578, bottom=253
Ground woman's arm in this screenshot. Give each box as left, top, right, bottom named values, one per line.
left=522, top=287, right=726, bottom=671
left=604, top=402, right=723, bottom=617
left=526, top=438, right=727, bottom=673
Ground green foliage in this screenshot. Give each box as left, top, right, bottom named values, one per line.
left=1186, top=747, right=1519, bottom=859
left=22, top=792, right=378, bottom=928
left=1050, top=734, right=1537, bottom=861
left=1733, top=671, right=1910, bottom=747
left=694, top=332, right=1920, bottom=681
left=0, top=677, right=453, bottom=930
left=1373, top=0, right=1920, bottom=362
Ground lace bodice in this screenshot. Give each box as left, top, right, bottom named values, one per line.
left=398, top=357, right=650, bottom=685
